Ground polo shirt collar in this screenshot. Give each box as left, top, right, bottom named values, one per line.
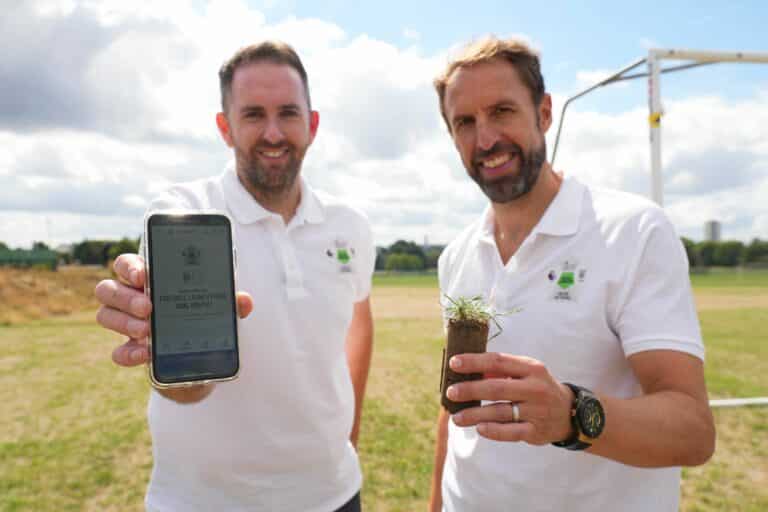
left=221, top=162, right=325, bottom=226
left=534, top=176, right=584, bottom=237
left=478, top=175, right=585, bottom=244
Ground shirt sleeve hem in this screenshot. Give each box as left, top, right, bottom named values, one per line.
left=622, top=337, right=705, bottom=361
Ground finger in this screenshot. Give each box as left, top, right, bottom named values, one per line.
left=96, top=306, right=150, bottom=339
left=112, top=338, right=149, bottom=367
left=95, top=279, right=152, bottom=318
left=450, top=352, right=541, bottom=378
left=447, top=377, right=529, bottom=403
left=236, top=292, right=253, bottom=319
left=476, top=421, right=535, bottom=443
left=453, top=402, right=525, bottom=427
left=113, top=253, right=146, bottom=288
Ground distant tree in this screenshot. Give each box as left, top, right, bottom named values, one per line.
left=743, top=238, right=768, bottom=264
left=424, top=247, right=444, bottom=269
left=712, top=241, right=745, bottom=267
left=0, top=241, right=8, bottom=251
left=680, top=237, right=698, bottom=267
left=387, top=240, right=426, bottom=267
left=385, top=253, right=424, bottom=271
left=375, top=247, right=388, bottom=271
left=32, top=241, right=50, bottom=251
left=73, top=240, right=112, bottom=266
left=108, top=238, right=140, bottom=261
left=695, top=241, right=718, bottom=267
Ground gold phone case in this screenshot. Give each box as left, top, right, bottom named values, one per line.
left=143, top=210, right=240, bottom=389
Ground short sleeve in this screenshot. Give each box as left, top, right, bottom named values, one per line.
left=353, top=217, right=376, bottom=303
left=613, top=210, right=704, bottom=361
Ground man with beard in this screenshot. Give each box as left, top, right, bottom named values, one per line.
left=94, top=41, right=374, bottom=512
left=428, top=36, right=715, bottom=512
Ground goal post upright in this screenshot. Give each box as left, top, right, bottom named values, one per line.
left=551, top=47, right=768, bottom=208
left=648, top=50, right=664, bottom=206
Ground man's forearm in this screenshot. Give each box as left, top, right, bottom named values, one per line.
left=588, top=390, right=715, bottom=467
left=345, top=299, right=374, bottom=448
left=429, top=408, right=450, bottom=512
left=347, top=342, right=372, bottom=447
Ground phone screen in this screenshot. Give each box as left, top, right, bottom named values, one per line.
left=147, top=214, right=239, bottom=384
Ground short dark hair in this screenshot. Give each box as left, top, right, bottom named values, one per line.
left=434, top=36, right=545, bottom=132
left=218, top=40, right=311, bottom=113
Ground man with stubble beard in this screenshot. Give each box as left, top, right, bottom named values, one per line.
left=428, top=36, right=715, bottom=511
left=94, top=41, right=374, bottom=512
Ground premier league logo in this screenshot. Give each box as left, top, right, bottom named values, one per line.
left=182, top=245, right=201, bottom=266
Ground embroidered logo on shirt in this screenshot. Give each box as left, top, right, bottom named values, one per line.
left=548, top=260, right=586, bottom=301
left=326, top=238, right=355, bottom=273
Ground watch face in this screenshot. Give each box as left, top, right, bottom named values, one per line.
left=578, top=398, right=605, bottom=438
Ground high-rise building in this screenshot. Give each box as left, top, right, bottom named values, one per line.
left=704, top=220, right=721, bottom=242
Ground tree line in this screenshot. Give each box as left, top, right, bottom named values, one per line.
left=2, top=237, right=767, bottom=271
left=681, top=238, right=768, bottom=268
left=0, top=238, right=140, bottom=268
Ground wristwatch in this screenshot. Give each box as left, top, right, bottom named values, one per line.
left=552, top=383, right=606, bottom=451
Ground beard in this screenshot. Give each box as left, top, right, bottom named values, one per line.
left=468, top=138, right=547, bottom=204
left=234, top=141, right=305, bottom=198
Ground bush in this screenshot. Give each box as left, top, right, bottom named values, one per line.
left=385, top=253, right=424, bottom=272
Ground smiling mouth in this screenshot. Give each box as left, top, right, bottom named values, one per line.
left=258, top=148, right=289, bottom=159
left=476, top=151, right=519, bottom=176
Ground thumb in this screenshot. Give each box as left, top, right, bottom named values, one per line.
left=236, top=292, right=253, bottom=319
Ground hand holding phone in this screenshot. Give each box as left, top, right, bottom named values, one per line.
left=95, top=240, right=253, bottom=381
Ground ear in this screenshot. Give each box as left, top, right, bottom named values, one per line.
left=216, top=112, right=234, bottom=148
left=308, top=110, right=320, bottom=145
left=538, top=93, right=553, bottom=134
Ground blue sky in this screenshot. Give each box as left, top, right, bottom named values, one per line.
left=1, top=0, right=767, bottom=248
left=251, top=0, right=768, bottom=109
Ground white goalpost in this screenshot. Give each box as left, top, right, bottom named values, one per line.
left=551, top=48, right=768, bottom=408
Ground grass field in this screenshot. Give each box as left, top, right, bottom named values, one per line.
left=1, top=267, right=767, bottom=511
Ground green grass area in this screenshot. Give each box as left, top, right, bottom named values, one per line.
left=371, top=267, right=768, bottom=290
left=1, top=268, right=766, bottom=511
left=372, top=271, right=438, bottom=288
left=690, top=268, right=768, bottom=288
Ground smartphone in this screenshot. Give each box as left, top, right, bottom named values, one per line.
left=144, top=212, right=239, bottom=388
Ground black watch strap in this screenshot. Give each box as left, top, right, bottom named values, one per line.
left=552, top=383, right=592, bottom=451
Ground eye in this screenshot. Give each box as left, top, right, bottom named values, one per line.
left=453, top=117, right=474, bottom=131
left=244, top=110, right=264, bottom=119
left=494, top=105, right=514, bottom=116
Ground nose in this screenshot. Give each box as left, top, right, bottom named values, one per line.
left=262, top=116, right=285, bottom=145
left=475, top=117, right=499, bottom=151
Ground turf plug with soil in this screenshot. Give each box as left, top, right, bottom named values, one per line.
left=439, top=295, right=503, bottom=414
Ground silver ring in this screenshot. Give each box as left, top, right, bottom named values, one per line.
left=511, top=403, right=520, bottom=422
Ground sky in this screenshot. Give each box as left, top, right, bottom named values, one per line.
left=2, top=0, right=767, bottom=249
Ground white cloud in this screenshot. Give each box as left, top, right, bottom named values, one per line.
left=1, top=1, right=766, bottom=251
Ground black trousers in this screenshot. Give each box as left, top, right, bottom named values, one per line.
left=334, top=491, right=361, bottom=512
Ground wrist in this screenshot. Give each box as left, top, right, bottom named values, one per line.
left=554, top=383, right=576, bottom=442
left=552, top=383, right=606, bottom=450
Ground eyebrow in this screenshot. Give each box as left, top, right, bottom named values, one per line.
left=239, top=103, right=302, bottom=114
left=487, top=100, right=519, bottom=112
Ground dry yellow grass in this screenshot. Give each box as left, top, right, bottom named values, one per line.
left=0, top=266, right=111, bottom=325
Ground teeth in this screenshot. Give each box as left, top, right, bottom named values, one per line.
left=483, top=154, right=511, bottom=169
left=262, top=150, right=286, bottom=158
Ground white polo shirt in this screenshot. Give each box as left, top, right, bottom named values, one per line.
left=142, top=164, right=375, bottom=512
left=439, top=176, right=704, bottom=512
